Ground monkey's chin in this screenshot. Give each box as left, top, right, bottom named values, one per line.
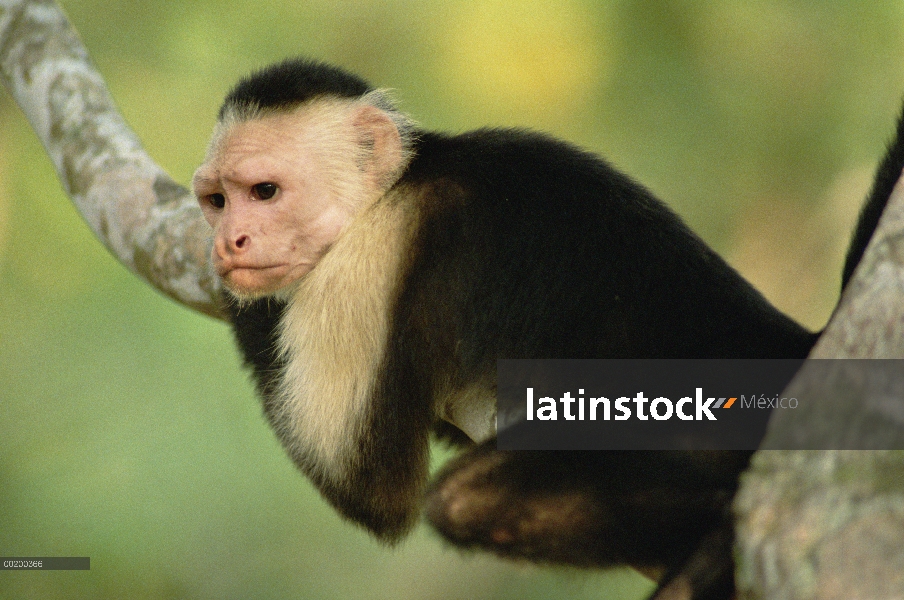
left=222, top=267, right=301, bottom=303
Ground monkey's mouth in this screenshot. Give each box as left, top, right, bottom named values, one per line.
left=220, top=264, right=295, bottom=294
left=218, top=263, right=288, bottom=277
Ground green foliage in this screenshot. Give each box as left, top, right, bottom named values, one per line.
left=2, top=1, right=904, bottom=598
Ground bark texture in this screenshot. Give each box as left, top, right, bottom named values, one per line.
left=0, top=0, right=223, bottom=318
left=734, top=178, right=904, bottom=600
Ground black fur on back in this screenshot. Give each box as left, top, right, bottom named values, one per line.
left=392, top=128, right=818, bottom=370
left=219, top=58, right=373, bottom=119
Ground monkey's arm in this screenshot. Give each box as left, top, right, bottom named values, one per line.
left=0, top=0, right=221, bottom=317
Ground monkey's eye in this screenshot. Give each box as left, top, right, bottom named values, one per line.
left=253, top=182, right=278, bottom=200
left=207, top=193, right=226, bottom=209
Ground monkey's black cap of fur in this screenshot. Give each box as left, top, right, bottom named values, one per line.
left=220, top=58, right=373, bottom=119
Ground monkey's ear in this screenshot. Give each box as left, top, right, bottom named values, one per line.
left=352, top=105, right=405, bottom=188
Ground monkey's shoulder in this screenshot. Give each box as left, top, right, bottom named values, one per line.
left=407, top=129, right=643, bottom=188
left=400, top=129, right=684, bottom=235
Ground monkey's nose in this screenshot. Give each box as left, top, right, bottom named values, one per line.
left=214, top=233, right=251, bottom=260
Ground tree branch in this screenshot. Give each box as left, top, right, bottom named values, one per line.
left=0, top=0, right=222, bottom=318
left=734, top=179, right=904, bottom=598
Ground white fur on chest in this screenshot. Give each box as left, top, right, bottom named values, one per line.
left=269, top=190, right=500, bottom=487
left=273, top=194, right=416, bottom=481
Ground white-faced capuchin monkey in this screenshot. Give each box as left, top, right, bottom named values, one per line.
left=193, top=58, right=899, bottom=600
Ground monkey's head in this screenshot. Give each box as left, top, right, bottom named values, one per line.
left=192, top=59, right=414, bottom=300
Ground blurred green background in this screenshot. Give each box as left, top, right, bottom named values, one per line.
left=2, top=1, right=904, bottom=598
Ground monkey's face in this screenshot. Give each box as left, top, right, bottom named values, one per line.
left=193, top=110, right=361, bottom=300
left=194, top=101, right=408, bottom=300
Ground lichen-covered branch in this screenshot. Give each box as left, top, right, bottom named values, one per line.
left=734, top=178, right=904, bottom=598
left=0, top=0, right=223, bottom=318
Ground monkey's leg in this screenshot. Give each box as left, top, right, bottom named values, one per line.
left=425, top=442, right=748, bottom=599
